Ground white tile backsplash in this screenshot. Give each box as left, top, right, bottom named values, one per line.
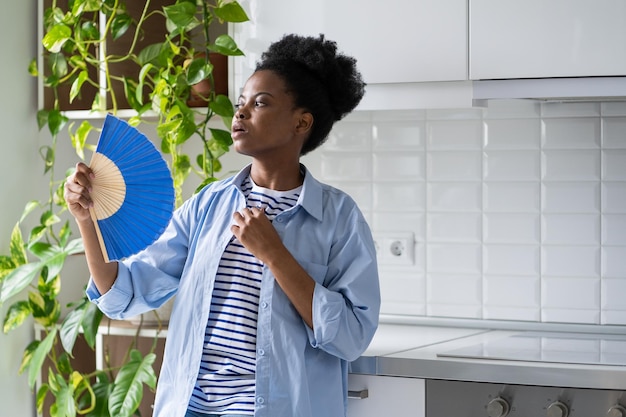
left=483, top=213, right=540, bottom=243
left=373, top=152, right=425, bottom=180
left=428, top=213, right=482, bottom=243
left=541, top=117, right=601, bottom=149
left=483, top=245, right=540, bottom=276
left=541, top=182, right=600, bottom=212
left=541, top=214, right=600, bottom=245
left=309, top=101, right=626, bottom=327
left=483, top=182, right=540, bottom=212
left=602, top=117, right=626, bottom=148
left=541, top=246, right=600, bottom=278
left=602, top=182, right=626, bottom=212
left=484, top=118, right=541, bottom=149
left=602, top=150, right=626, bottom=180
left=484, top=150, right=541, bottom=181
left=542, top=150, right=601, bottom=181
left=428, top=151, right=483, bottom=180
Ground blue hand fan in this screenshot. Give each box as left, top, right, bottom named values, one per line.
left=88, top=114, right=174, bottom=262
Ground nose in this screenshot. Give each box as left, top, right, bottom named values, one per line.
left=234, top=105, right=247, bottom=120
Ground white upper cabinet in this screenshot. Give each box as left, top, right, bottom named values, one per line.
left=470, top=0, right=626, bottom=80
left=232, top=0, right=468, bottom=92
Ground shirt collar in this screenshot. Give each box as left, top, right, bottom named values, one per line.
left=213, top=163, right=324, bottom=222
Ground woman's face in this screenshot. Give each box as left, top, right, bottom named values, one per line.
left=231, top=70, right=310, bottom=159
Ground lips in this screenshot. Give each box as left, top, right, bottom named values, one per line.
left=231, top=121, right=247, bottom=136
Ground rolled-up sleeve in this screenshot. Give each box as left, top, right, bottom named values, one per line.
left=307, top=217, right=380, bottom=361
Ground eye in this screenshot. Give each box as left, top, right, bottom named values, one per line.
left=254, top=100, right=266, bottom=107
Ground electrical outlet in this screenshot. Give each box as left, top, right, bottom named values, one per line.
left=372, top=232, right=415, bottom=266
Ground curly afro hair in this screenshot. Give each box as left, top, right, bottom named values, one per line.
left=255, top=34, right=366, bottom=155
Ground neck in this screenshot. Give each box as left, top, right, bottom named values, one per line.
left=249, top=161, right=303, bottom=191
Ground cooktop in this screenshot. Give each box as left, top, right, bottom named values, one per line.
left=437, top=331, right=626, bottom=366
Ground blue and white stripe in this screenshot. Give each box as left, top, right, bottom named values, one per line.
left=188, top=176, right=301, bottom=414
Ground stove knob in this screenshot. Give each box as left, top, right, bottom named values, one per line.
left=547, top=401, right=569, bottom=417
left=607, top=405, right=626, bottom=417
left=487, top=397, right=510, bottom=417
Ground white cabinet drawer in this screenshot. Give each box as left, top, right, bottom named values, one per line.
left=347, top=374, right=425, bottom=417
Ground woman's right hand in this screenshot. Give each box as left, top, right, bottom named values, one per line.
left=64, top=162, right=95, bottom=223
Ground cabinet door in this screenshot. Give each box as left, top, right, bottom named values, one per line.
left=470, top=0, right=626, bottom=80
left=347, top=374, right=425, bottom=417
left=234, top=0, right=467, bottom=85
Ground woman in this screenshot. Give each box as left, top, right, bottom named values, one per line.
left=64, top=34, right=380, bottom=417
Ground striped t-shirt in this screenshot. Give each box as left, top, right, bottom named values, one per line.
left=188, top=176, right=302, bottom=414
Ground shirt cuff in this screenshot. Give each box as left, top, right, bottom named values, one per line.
left=85, top=263, right=134, bottom=318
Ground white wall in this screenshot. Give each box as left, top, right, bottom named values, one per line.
left=0, top=1, right=39, bottom=415
left=304, top=100, right=626, bottom=328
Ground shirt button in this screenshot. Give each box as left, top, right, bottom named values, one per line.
left=276, top=217, right=283, bottom=223
left=256, top=396, right=265, bottom=404
left=257, top=348, right=265, bottom=356
left=261, top=301, right=268, bottom=309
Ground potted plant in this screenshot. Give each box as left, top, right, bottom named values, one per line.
left=0, top=0, right=249, bottom=416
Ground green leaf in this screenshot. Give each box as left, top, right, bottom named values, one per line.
left=195, top=176, right=218, bottom=193
left=58, top=222, right=71, bottom=247
left=1, top=263, right=42, bottom=304
left=10, top=223, right=27, bottom=265
left=85, top=371, right=112, bottom=416
left=29, top=328, right=58, bottom=388
left=122, top=77, right=142, bottom=111
left=214, top=1, right=249, bottom=23
left=137, top=42, right=170, bottom=67
left=36, top=110, right=49, bottom=131
left=48, top=52, right=69, bottom=80
left=40, top=145, right=55, bottom=174
left=209, top=34, right=244, bottom=56
left=28, top=225, right=47, bottom=245
left=36, top=384, right=50, bottom=415
left=108, top=350, right=157, bottom=417
left=47, top=109, right=69, bottom=137
left=20, top=200, right=41, bottom=223
left=51, top=373, right=76, bottom=417
left=209, top=94, right=235, bottom=119
left=78, top=21, right=100, bottom=42
left=72, top=0, right=102, bottom=14
left=186, top=58, right=211, bottom=85
left=42, top=23, right=72, bottom=53
left=70, top=120, right=93, bottom=160
left=40, top=210, right=61, bottom=228
left=29, top=290, right=60, bottom=328
left=19, top=341, right=39, bottom=374
left=72, top=371, right=96, bottom=415
left=163, top=2, right=197, bottom=29
left=28, top=240, right=81, bottom=282
left=69, top=70, right=88, bottom=103
left=3, top=301, right=32, bottom=333
left=60, top=301, right=87, bottom=354
left=38, top=274, right=61, bottom=298
left=209, top=128, right=233, bottom=148
left=28, top=58, right=39, bottom=77
left=111, top=13, right=131, bottom=40
left=136, top=63, right=154, bottom=104
left=81, top=301, right=103, bottom=349
left=56, top=352, right=72, bottom=375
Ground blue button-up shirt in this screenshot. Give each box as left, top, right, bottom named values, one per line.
left=87, top=164, right=380, bottom=417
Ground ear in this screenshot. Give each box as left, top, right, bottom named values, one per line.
left=295, top=111, right=314, bottom=134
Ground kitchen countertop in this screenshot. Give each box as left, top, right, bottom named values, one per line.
left=350, top=323, right=626, bottom=390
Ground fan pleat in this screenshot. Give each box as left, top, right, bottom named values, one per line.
left=89, top=114, right=174, bottom=262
